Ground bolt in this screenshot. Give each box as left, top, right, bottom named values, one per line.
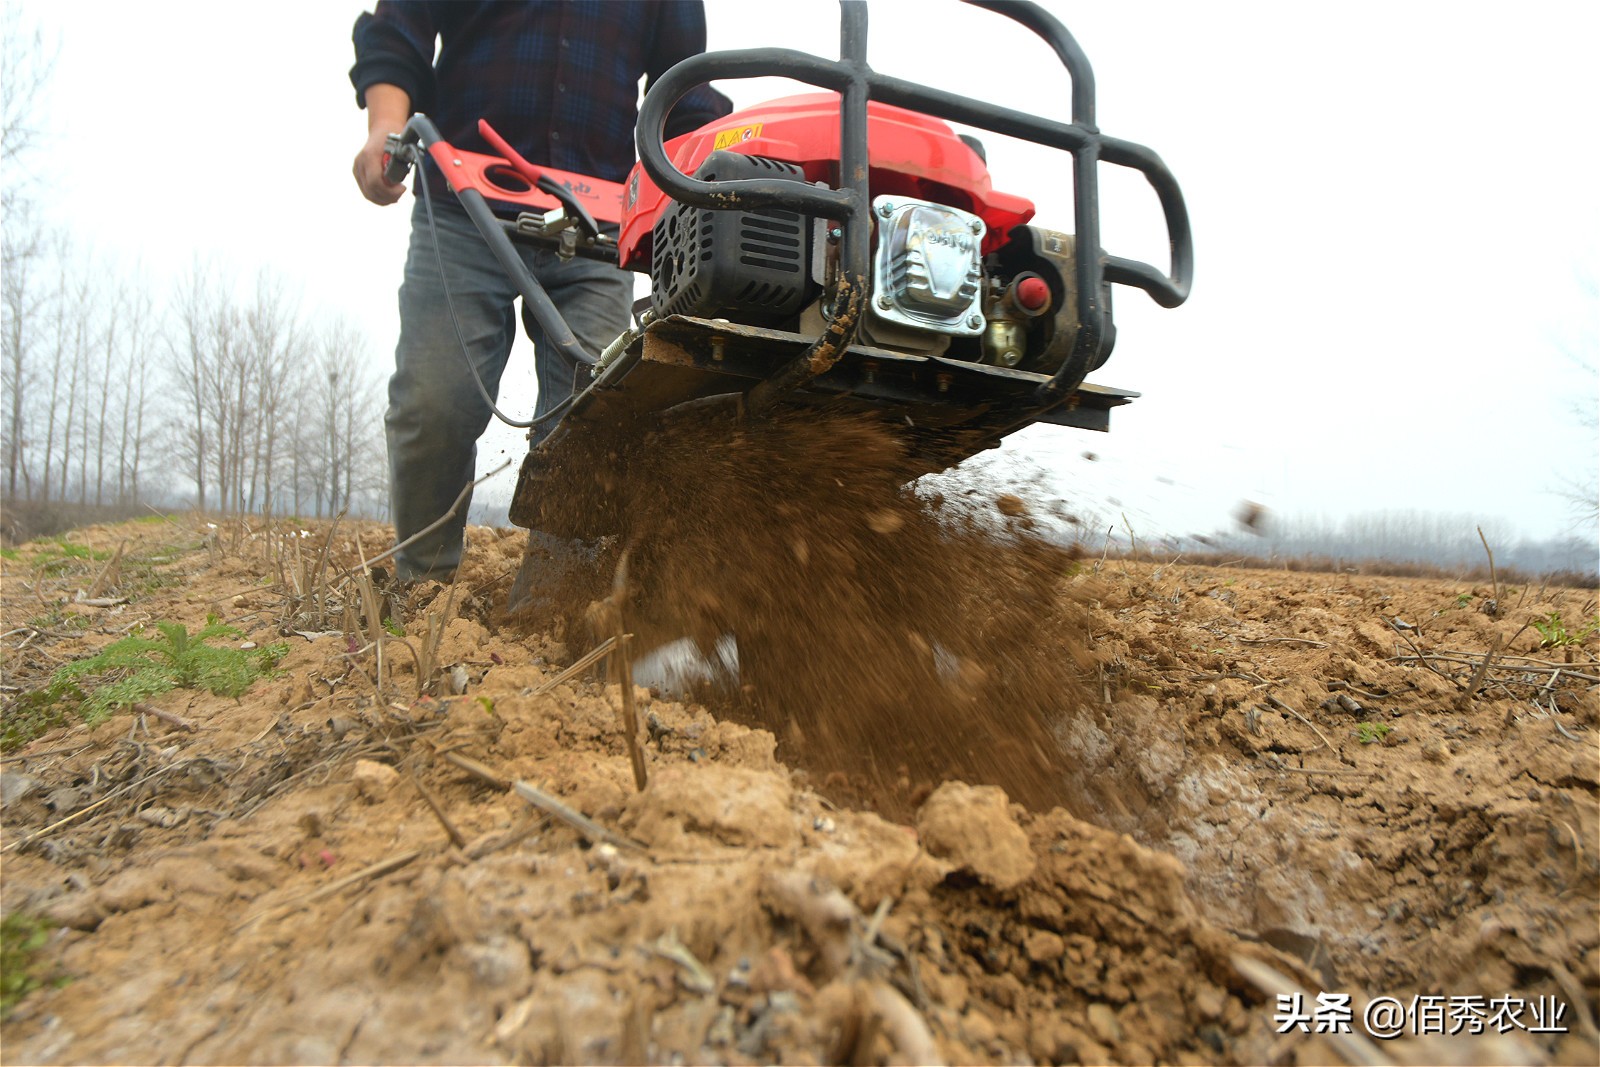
left=877, top=294, right=893, bottom=310
left=936, top=373, right=953, bottom=394
left=877, top=201, right=895, bottom=218
left=828, top=227, right=843, bottom=242
left=452, top=158, right=462, bottom=167
left=862, top=360, right=879, bottom=384
left=969, top=218, right=984, bottom=234
left=967, top=313, right=984, bottom=329
left=711, top=337, right=725, bottom=362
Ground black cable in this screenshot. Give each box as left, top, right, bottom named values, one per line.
left=417, top=162, right=577, bottom=430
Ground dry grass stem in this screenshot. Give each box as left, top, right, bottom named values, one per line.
left=409, top=770, right=467, bottom=849
left=1477, top=524, right=1501, bottom=605
left=511, top=779, right=646, bottom=852
left=1266, top=695, right=1340, bottom=756
left=85, top=540, right=126, bottom=599
left=341, top=460, right=511, bottom=580
left=237, top=848, right=425, bottom=931
left=441, top=750, right=513, bottom=791
left=132, top=702, right=198, bottom=732
left=1232, top=954, right=1388, bottom=1067
left=529, top=636, right=618, bottom=697
left=1462, top=635, right=1501, bottom=698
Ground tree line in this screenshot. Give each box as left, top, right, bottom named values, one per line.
left=1164, top=509, right=1594, bottom=582
left=2, top=229, right=388, bottom=522
left=2, top=11, right=387, bottom=526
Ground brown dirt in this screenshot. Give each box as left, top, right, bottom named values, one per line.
left=2, top=448, right=1598, bottom=1065
left=526, top=412, right=1096, bottom=820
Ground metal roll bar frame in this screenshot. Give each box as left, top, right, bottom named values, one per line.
left=633, top=0, right=1193, bottom=410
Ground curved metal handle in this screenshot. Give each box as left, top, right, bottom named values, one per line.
left=634, top=48, right=862, bottom=219
left=1101, top=138, right=1194, bottom=309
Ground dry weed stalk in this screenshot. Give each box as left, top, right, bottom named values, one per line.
left=85, top=540, right=126, bottom=599
left=1476, top=524, right=1502, bottom=610
left=1266, top=694, right=1344, bottom=761
left=416, top=583, right=460, bottom=697
left=334, top=459, right=511, bottom=583
left=440, top=750, right=644, bottom=851
left=352, top=558, right=389, bottom=701
left=764, top=871, right=940, bottom=1065
left=605, top=550, right=647, bottom=791
left=235, top=848, right=425, bottom=932
left=410, top=769, right=467, bottom=848
left=578, top=548, right=648, bottom=791
left=267, top=515, right=346, bottom=634
left=529, top=636, right=617, bottom=697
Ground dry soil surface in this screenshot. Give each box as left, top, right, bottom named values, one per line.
left=1, top=511, right=1597, bottom=1066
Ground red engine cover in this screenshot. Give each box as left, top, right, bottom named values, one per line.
left=618, top=93, right=1036, bottom=270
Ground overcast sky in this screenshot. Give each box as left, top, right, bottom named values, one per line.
left=11, top=0, right=1598, bottom=545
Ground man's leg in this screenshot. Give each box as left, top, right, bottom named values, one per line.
left=386, top=199, right=522, bottom=580
left=520, top=249, right=635, bottom=448
left=507, top=251, right=634, bottom=616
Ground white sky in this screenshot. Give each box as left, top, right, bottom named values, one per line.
left=11, top=0, right=1599, bottom=544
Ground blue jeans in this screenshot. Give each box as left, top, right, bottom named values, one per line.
left=386, top=198, right=633, bottom=580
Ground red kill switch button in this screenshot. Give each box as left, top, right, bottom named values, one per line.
left=1015, top=276, right=1051, bottom=311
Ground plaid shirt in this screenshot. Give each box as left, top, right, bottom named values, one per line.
left=351, top=1, right=732, bottom=185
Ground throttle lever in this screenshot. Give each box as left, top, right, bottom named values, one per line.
left=383, top=132, right=418, bottom=185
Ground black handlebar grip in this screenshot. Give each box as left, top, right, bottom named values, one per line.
left=383, top=133, right=412, bottom=185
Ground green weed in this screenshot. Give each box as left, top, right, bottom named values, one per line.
left=1530, top=612, right=1599, bottom=648
left=0, top=694, right=70, bottom=753
left=24, top=611, right=90, bottom=634
left=44, top=616, right=288, bottom=723
left=1355, top=722, right=1391, bottom=744
left=9, top=538, right=112, bottom=576
left=1, top=911, right=59, bottom=1019
left=39, top=539, right=108, bottom=562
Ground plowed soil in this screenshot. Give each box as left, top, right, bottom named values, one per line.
left=2, top=448, right=1597, bottom=1064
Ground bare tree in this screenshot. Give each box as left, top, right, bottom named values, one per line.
left=242, top=271, right=303, bottom=514
left=39, top=240, right=71, bottom=502
left=297, top=316, right=384, bottom=518
left=166, top=261, right=223, bottom=510
left=114, top=278, right=157, bottom=505
left=1, top=205, right=47, bottom=498
left=1, top=9, right=58, bottom=501
left=60, top=268, right=97, bottom=503
left=0, top=7, right=56, bottom=178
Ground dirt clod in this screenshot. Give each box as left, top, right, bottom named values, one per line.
left=916, top=781, right=1036, bottom=890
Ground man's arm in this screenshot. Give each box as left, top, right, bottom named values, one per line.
left=349, top=3, right=437, bottom=206
left=645, top=1, right=733, bottom=139
left=353, top=83, right=412, bottom=206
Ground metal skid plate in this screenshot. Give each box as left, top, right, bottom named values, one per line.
left=509, top=315, right=1134, bottom=531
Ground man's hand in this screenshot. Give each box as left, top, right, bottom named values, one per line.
left=353, top=83, right=412, bottom=206
left=354, top=127, right=407, bottom=205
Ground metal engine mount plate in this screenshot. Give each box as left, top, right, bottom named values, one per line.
left=871, top=195, right=986, bottom=336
